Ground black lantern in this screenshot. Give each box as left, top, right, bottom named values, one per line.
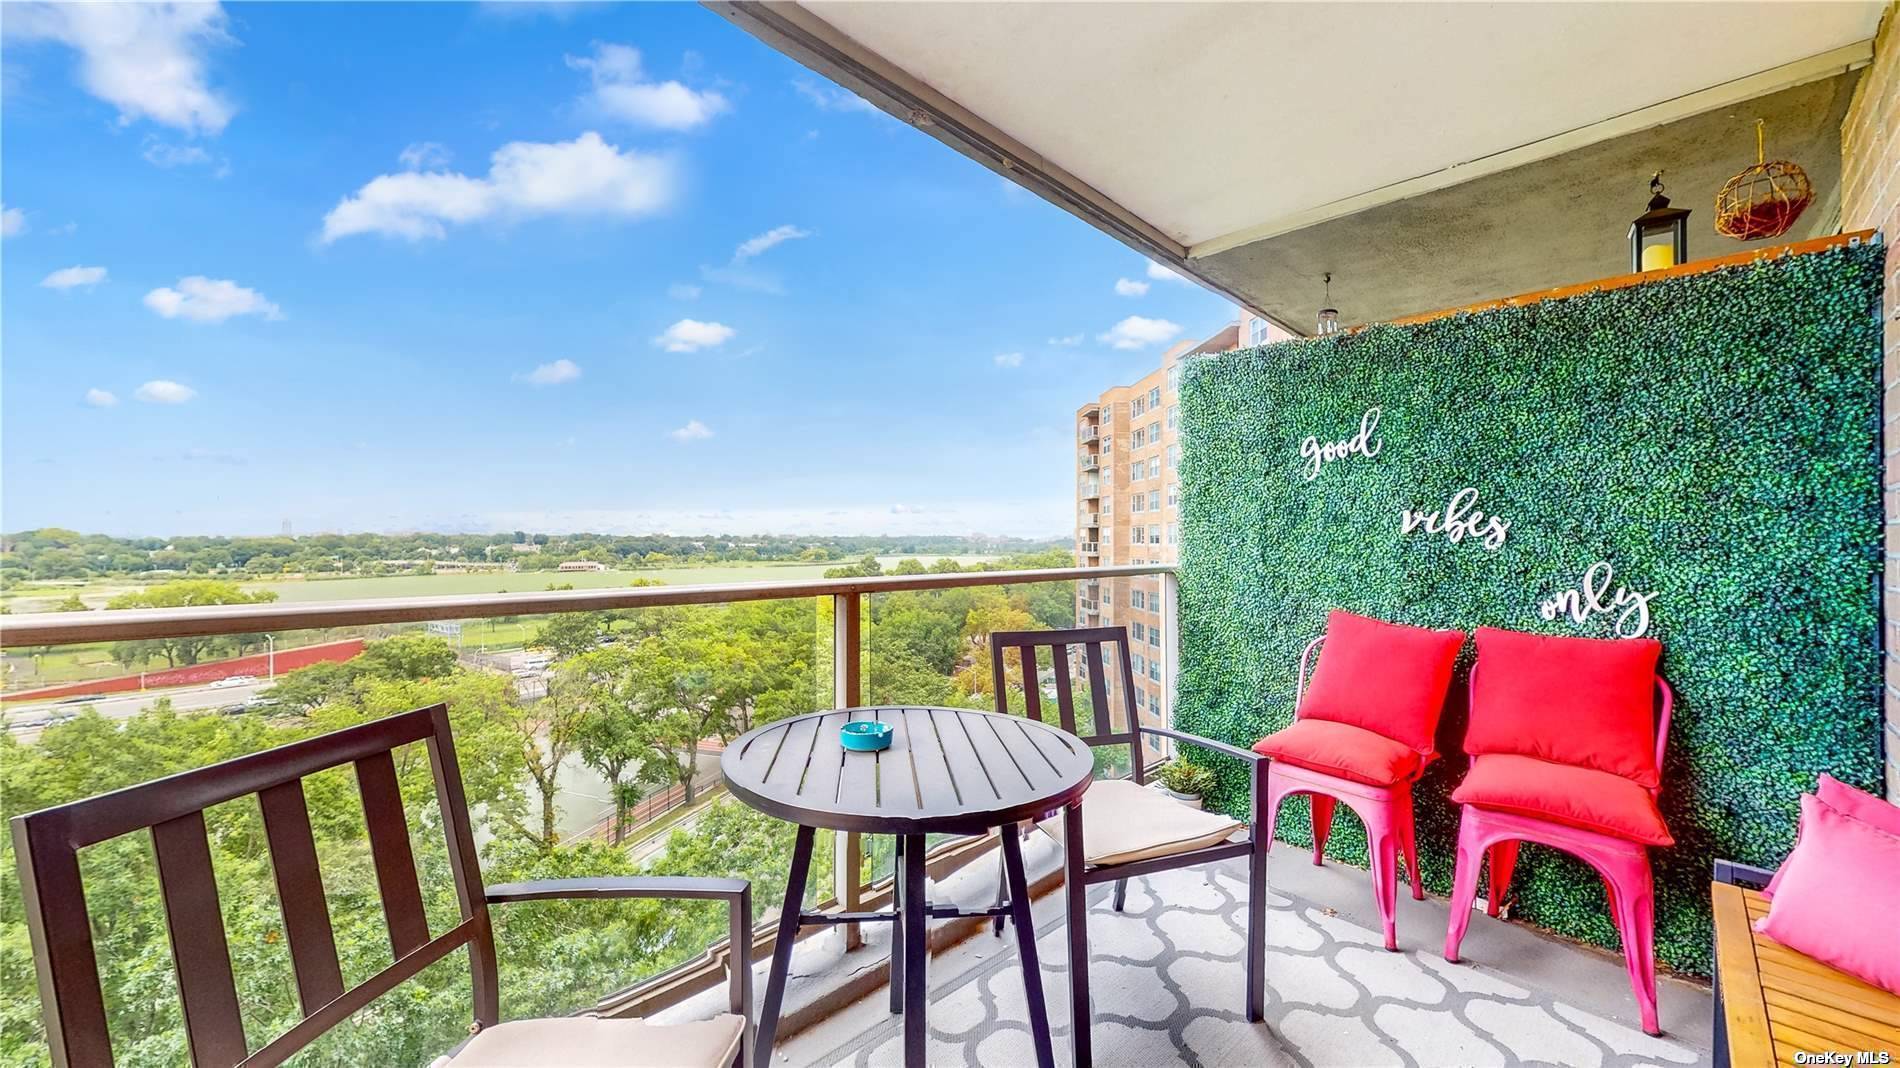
left=1316, top=272, right=1340, bottom=335
left=1629, top=171, right=1690, bottom=272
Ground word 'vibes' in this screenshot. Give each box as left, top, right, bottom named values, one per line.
left=1400, top=487, right=1511, bottom=550
left=1538, top=561, right=1656, bottom=639
left=1300, top=407, right=1383, bottom=481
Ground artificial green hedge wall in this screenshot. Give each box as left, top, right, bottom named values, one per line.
left=1175, top=242, right=1887, bottom=976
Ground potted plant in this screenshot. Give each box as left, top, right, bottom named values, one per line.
left=1153, top=760, right=1214, bottom=810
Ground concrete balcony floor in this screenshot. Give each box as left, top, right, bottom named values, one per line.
left=669, top=838, right=1714, bottom=1067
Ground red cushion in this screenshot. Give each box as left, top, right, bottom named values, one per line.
left=1467, top=626, right=1662, bottom=788
left=1252, top=719, right=1423, bottom=787
left=1298, top=609, right=1464, bottom=754
left=1452, top=754, right=1673, bottom=846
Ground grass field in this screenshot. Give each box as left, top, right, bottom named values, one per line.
left=3, top=556, right=1003, bottom=613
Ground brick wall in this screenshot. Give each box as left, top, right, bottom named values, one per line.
left=1848, top=3, right=1900, bottom=799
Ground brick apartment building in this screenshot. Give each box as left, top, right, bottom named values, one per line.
left=1075, top=310, right=1292, bottom=727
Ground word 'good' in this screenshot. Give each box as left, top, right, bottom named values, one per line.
left=1400, top=487, right=1511, bottom=550
left=1300, top=407, right=1383, bottom=481
left=1538, top=561, right=1656, bottom=639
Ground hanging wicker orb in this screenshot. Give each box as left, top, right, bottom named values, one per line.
left=1715, top=120, right=1812, bottom=241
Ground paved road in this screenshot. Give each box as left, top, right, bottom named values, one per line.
left=4, top=679, right=276, bottom=740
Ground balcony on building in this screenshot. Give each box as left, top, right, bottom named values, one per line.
left=9, top=4, right=1900, bottom=1067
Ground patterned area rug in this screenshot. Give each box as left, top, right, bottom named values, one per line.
left=809, top=864, right=1707, bottom=1068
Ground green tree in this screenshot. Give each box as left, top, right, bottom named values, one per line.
left=564, top=649, right=647, bottom=844
left=357, top=634, right=458, bottom=680
left=51, top=595, right=88, bottom=612
left=105, top=580, right=278, bottom=669
left=529, top=612, right=606, bottom=660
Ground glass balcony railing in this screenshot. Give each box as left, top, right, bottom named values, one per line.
left=0, top=562, right=1173, bottom=1058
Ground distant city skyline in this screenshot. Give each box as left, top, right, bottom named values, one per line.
left=0, top=2, right=1235, bottom=539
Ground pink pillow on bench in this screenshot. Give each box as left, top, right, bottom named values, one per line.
left=1762, top=775, right=1900, bottom=899
left=1753, top=792, right=1900, bottom=996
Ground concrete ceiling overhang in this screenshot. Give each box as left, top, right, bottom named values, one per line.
left=709, top=1, right=1883, bottom=332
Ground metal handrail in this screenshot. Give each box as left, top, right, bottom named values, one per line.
left=0, top=564, right=1172, bottom=648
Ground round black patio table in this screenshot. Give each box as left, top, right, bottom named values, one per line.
left=722, top=705, right=1095, bottom=1068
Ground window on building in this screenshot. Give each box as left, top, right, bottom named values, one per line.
left=1168, top=365, right=1180, bottom=392
left=1131, top=589, right=1146, bottom=610
left=1103, top=404, right=1114, bottom=423
left=1132, top=621, right=1146, bottom=641
left=1149, top=387, right=1161, bottom=407
left=1102, top=438, right=1112, bottom=453
left=1148, top=524, right=1161, bottom=543
left=1132, top=396, right=1146, bottom=416
left=1148, top=458, right=1162, bottom=478
left=1148, top=660, right=1161, bottom=682
left=1131, top=494, right=1144, bottom=513
left=1149, top=624, right=1161, bottom=648
left=1168, top=523, right=1179, bottom=545
left=1132, top=527, right=1146, bottom=544
left=1135, top=689, right=1147, bottom=709
left=1133, top=653, right=1147, bottom=675
left=1249, top=316, right=1272, bottom=347
left=1148, top=491, right=1160, bottom=511
left=1147, top=421, right=1160, bottom=443
left=1167, top=405, right=1178, bottom=429
left=1167, top=485, right=1178, bottom=506
left=1167, top=445, right=1179, bottom=471
left=1132, top=427, right=1146, bottom=448
left=1103, top=589, right=1113, bottom=606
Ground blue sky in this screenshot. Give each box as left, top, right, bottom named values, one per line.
left=1, top=2, right=1233, bottom=539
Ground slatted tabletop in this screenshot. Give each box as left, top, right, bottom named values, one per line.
left=721, top=706, right=1095, bottom=836
left=1713, top=882, right=1900, bottom=1067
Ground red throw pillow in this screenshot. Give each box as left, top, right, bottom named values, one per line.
left=1754, top=793, right=1900, bottom=996
left=1298, top=609, right=1464, bottom=754
left=1466, top=627, right=1662, bottom=788
left=1764, top=774, right=1900, bottom=899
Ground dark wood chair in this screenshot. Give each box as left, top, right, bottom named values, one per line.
left=11, top=704, right=753, bottom=1068
left=989, top=627, right=1269, bottom=1065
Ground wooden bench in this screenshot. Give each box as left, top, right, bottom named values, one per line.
left=1711, top=861, right=1900, bottom=1068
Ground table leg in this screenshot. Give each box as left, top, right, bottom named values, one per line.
left=1063, top=801, right=1093, bottom=1068
left=901, top=832, right=929, bottom=1067
left=755, top=824, right=815, bottom=1068
left=889, top=834, right=905, bottom=1015
left=1000, top=823, right=1056, bottom=1068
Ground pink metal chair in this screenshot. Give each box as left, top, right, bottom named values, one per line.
left=1256, top=613, right=1464, bottom=952
left=1444, top=663, right=1675, bottom=1036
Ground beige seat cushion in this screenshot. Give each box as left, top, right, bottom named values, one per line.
left=433, top=1014, right=744, bottom=1068
left=1039, top=778, right=1245, bottom=866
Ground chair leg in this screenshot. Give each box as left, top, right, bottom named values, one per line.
left=1062, top=802, right=1092, bottom=1068
left=1366, top=820, right=1400, bottom=952
left=1112, top=878, right=1128, bottom=912
left=1396, top=791, right=1425, bottom=901
left=1603, top=856, right=1661, bottom=1036
left=1245, top=826, right=1268, bottom=1021
left=1443, top=817, right=1484, bottom=964
left=1310, top=794, right=1336, bottom=864
left=1486, top=840, right=1519, bottom=918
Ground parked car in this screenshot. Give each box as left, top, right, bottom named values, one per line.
left=208, top=675, right=258, bottom=689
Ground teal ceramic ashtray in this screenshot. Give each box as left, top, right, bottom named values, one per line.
left=840, top=721, right=893, bottom=752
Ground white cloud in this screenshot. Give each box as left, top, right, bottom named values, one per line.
left=5, top=2, right=235, bottom=134
left=320, top=131, right=676, bottom=242
left=40, top=265, right=107, bottom=290
left=1114, top=278, right=1150, bottom=297
left=732, top=224, right=811, bottom=262
left=519, top=358, right=581, bottom=386
left=1099, top=315, right=1182, bottom=350
left=1, top=204, right=24, bottom=238
left=1047, top=333, right=1083, bottom=347
left=666, top=282, right=701, bottom=300
left=793, top=80, right=877, bottom=114
left=668, top=419, right=713, bottom=442
left=1145, top=260, right=1192, bottom=284
left=566, top=43, right=728, bottom=131
left=84, top=388, right=118, bottom=407
left=654, top=319, right=735, bottom=352
left=143, top=276, right=281, bottom=323
left=135, top=379, right=196, bottom=404
left=398, top=141, right=451, bottom=170
left=141, top=139, right=222, bottom=172
left=993, top=352, right=1024, bottom=368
